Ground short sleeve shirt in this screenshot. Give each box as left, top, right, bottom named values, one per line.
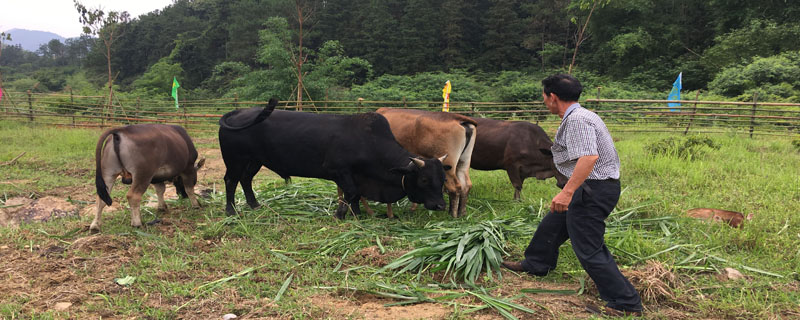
left=551, top=103, right=620, bottom=179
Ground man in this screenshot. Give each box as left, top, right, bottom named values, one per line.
left=501, top=74, right=643, bottom=316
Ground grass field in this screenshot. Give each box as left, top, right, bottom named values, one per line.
left=0, top=119, right=799, bottom=319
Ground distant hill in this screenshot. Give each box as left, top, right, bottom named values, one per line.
left=3, top=29, right=66, bottom=52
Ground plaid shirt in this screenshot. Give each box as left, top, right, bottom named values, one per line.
left=551, top=103, right=620, bottom=180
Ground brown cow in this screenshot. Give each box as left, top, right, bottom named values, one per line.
left=469, top=117, right=567, bottom=200
left=375, top=108, right=477, bottom=218
left=93, top=124, right=204, bottom=232
left=687, top=208, right=754, bottom=228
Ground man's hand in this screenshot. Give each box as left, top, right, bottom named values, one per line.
left=550, top=155, right=598, bottom=213
left=551, top=190, right=573, bottom=213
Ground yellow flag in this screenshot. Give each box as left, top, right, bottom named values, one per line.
left=442, top=80, right=451, bottom=112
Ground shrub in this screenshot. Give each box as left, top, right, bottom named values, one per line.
left=645, top=136, right=720, bottom=160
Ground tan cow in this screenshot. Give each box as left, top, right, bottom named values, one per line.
left=93, top=124, right=204, bottom=232
left=375, top=108, right=477, bottom=218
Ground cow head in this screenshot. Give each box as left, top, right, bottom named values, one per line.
left=391, top=157, right=450, bottom=211
left=174, top=158, right=206, bottom=198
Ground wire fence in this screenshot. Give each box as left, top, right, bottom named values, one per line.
left=1, top=90, right=798, bottom=137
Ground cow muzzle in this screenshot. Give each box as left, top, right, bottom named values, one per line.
left=425, top=202, right=446, bottom=211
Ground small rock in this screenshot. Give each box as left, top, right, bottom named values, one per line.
left=222, top=314, right=237, bottom=320
left=716, top=267, right=745, bottom=281
left=53, top=302, right=72, bottom=311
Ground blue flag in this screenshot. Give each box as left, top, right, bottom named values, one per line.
left=668, top=72, right=682, bottom=111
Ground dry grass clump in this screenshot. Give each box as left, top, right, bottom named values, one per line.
left=625, top=260, right=682, bottom=304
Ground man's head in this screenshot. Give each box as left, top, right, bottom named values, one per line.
left=542, top=74, right=583, bottom=115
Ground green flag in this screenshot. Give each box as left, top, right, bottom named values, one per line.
left=171, top=77, right=180, bottom=109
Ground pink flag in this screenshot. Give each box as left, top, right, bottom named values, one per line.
left=0, top=87, right=3, bottom=102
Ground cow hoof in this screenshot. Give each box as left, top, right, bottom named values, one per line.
left=157, top=207, right=170, bottom=214
left=248, top=203, right=261, bottom=210
left=89, top=226, right=100, bottom=234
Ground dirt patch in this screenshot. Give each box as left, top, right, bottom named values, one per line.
left=311, top=292, right=452, bottom=320
left=1, top=196, right=79, bottom=227
left=348, top=246, right=402, bottom=267
left=0, top=234, right=139, bottom=315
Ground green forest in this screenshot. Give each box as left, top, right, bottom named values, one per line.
left=2, top=0, right=800, bottom=103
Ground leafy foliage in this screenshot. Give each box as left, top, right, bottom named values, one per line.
left=380, top=219, right=527, bottom=284
left=709, top=51, right=800, bottom=101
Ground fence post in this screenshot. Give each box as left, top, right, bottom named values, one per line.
left=324, top=88, right=329, bottom=112
left=403, top=96, right=407, bottom=108
left=684, top=91, right=700, bottom=135
left=470, top=103, right=476, bottom=117
left=27, top=90, right=33, bottom=122
left=749, top=92, right=758, bottom=138
left=136, top=97, right=141, bottom=118
left=233, top=93, right=238, bottom=110
left=69, top=86, right=75, bottom=127
left=182, top=97, right=187, bottom=128
left=357, top=98, right=363, bottom=113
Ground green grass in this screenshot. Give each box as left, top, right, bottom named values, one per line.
left=0, top=120, right=799, bottom=318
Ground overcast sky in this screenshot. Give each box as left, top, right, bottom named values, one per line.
left=1, top=0, right=175, bottom=38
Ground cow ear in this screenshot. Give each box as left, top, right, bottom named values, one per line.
left=540, top=148, right=553, bottom=156
left=195, top=158, right=206, bottom=170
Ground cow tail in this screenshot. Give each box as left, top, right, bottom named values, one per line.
left=253, top=98, right=278, bottom=124
left=460, top=121, right=476, bottom=159
left=95, top=129, right=115, bottom=206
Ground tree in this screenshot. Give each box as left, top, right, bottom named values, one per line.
left=74, top=0, right=131, bottom=115
left=0, top=32, right=12, bottom=110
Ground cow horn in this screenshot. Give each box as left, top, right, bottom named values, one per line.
left=437, top=154, right=448, bottom=163
left=410, top=157, right=425, bottom=168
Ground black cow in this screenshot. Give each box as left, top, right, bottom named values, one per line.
left=469, top=117, right=568, bottom=200
left=218, top=99, right=450, bottom=218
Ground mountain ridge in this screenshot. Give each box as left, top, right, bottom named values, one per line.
left=3, top=28, right=67, bottom=52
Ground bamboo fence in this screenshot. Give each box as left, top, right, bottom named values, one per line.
left=1, top=90, right=798, bottom=137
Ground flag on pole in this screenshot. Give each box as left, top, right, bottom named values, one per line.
left=0, top=87, right=3, bottom=102
left=171, top=77, right=180, bottom=109
left=668, top=72, right=682, bottom=111
left=442, top=80, right=451, bottom=112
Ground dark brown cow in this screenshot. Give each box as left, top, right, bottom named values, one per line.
left=469, top=117, right=567, bottom=200
left=93, top=124, right=204, bottom=232
left=375, top=108, right=477, bottom=218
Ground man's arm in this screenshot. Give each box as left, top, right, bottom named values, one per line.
left=550, top=155, right=598, bottom=213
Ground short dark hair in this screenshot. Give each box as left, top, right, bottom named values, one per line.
left=542, top=74, right=582, bottom=101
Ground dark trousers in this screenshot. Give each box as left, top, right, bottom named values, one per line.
left=521, top=179, right=642, bottom=311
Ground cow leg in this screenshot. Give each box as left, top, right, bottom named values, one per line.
left=240, top=161, right=262, bottom=210
left=334, top=174, right=361, bottom=219
left=444, top=170, right=462, bottom=218
left=386, top=203, right=394, bottom=219
left=223, top=162, right=246, bottom=216
left=153, top=182, right=169, bottom=213
left=506, top=167, right=524, bottom=201
left=126, top=179, right=150, bottom=228
left=359, top=197, right=375, bottom=216
left=91, top=172, right=119, bottom=232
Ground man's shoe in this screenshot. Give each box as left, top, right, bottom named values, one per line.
left=501, top=260, right=526, bottom=272
left=585, top=304, right=642, bottom=317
